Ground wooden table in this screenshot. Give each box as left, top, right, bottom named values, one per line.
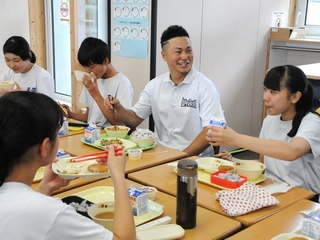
left=54, top=178, right=242, bottom=240
left=127, top=158, right=314, bottom=227
left=227, top=199, right=319, bottom=240
left=58, top=133, right=187, bottom=174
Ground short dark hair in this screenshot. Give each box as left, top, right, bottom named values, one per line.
left=160, top=25, right=189, bottom=49
left=3, top=36, right=36, bottom=63
left=77, top=37, right=111, bottom=67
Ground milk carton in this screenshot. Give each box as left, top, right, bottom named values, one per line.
left=58, top=117, right=68, bottom=135
left=84, top=125, right=100, bottom=143
left=128, top=185, right=149, bottom=216
left=209, top=116, right=227, bottom=128
left=301, top=208, right=320, bottom=240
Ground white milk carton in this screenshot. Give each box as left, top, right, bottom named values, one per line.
left=58, top=117, right=68, bottom=136
left=128, top=185, right=149, bottom=216
left=301, top=208, right=320, bottom=240
left=84, top=125, right=100, bottom=143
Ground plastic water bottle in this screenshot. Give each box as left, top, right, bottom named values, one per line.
left=176, top=159, right=198, bottom=229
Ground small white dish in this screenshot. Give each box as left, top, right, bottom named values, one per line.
left=128, top=149, right=143, bottom=160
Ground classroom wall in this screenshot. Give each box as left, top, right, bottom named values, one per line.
left=0, top=0, right=29, bottom=73
left=155, top=0, right=290, bottom=151
left=0, top=0, right=292, bottom=151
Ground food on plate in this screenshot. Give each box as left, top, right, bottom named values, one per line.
left=106, top=125, right=128, bottom=131
left=130, top=128, right=156, bottom=147
left=57, top=163, right=85, bottom=174
left=100, top=138, right=123, bottom=147
left=214, top=172, right=244, bottom=182
left=130, top=128, right=156, bottom=139
left=87, top=164, right=109, bottom=173
left=218, top=165, right=234, bottom=171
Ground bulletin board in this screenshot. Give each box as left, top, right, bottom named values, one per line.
left=108, top=0, right=157, bottom=130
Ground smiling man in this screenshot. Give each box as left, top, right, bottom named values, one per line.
left=105, top=25, right=225, bottom=157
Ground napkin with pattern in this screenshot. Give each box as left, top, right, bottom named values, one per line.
left=215, top=182, right=279, bottom=216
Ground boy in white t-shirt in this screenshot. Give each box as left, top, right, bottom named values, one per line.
left=63, top=37, right=133, bottom=128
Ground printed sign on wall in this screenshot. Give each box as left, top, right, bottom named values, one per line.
left=113, top=0, right=150, bottom=59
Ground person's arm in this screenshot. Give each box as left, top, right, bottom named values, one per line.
left=105, top=97, right=143, bottom=129
left=182, top=127, right=212, bottom=157
left=61, top=104, right=89, bottom=123
left=206, top=125, right=311, bottom=161
left=105, top=145, right=136, bottom=240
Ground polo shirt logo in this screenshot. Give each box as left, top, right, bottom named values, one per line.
left=181, top=97, right=197, bottom=109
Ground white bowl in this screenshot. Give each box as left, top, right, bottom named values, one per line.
left=234, top=160, right=266, bottom=181
left=0, top=81, right=15, bottom=90
left=130, top=136, right=155, bottom=148
left=87, top=201, right=115, bottom=230
left=142, top=186, right=157, bottom=200
left=105, top=125, right=130, bottom=139
left=74, top=70, right=92, bottom=82
left=127, top=149, right=142, bottom=160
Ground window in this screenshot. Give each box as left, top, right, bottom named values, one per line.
left=305, top=0, right=320, bottom=25
left=45, top=0, right=108, bottom=103
left=295, top=0, right=320, bottom=35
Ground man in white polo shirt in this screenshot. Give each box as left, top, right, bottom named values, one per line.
left=105, top=25, right=225, bottom=157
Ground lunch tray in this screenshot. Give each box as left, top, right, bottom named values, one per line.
left=68, top=186, right=163, bottom=226
left=80, top=133, right=156, bottom=153
left=174, top=167, right=266, bottom=190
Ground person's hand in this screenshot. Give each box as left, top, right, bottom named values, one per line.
left=36, top=162, right=71, bottom=196
left=0, top=82, right=20, bottom=95
left=60, top=104, right=71, bottom=117
left=104, top=96, right=120, bottom=113
left=83, top=72, right=100, bottom=97
left=105, top=144, right=126, bottom=180
left=216, top=150, right=234, bottom=161
left=206, top=125, right=238, bottom=146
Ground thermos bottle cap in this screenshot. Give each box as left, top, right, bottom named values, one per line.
left=177, top=159, right=198, bottom=177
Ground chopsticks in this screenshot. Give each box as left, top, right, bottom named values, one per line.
left=108, top=94, right=116, bottom=125
left=70, top=147, right=123, bottom=162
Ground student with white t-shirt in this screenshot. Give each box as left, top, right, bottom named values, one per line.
left=0, top=36, right=55, bottom=99
left=0, top=91, right=136, bottom=240
left=206, top=65, right=320, bottom=202
left=62, top=37, right=133, bottom=128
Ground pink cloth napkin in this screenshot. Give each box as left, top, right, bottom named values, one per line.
left=215, top=182, right=279, bottom=216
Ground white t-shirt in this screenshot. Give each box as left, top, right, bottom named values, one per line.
left=132, top=66, right=224, bottom=157
left=260, top=113, right=320, bottom=194
left=0, top=182, right=112, bottom=240
left=80, top=72, right=133, bottom=128
left=0, top=64, right=56, bottom=100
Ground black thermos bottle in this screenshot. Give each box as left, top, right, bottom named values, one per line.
left=176, top=159, right=198, bottom=229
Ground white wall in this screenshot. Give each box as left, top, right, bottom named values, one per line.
left=156, top=0, right=290, bottom=151
left=0, top=0, right=29, bottom=73
left=1, top=0, right=292, bottom=152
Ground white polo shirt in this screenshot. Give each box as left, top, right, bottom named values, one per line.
left=260, top=113, right=320, bottom=194
left=132, top=66, right=224, bottom=157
